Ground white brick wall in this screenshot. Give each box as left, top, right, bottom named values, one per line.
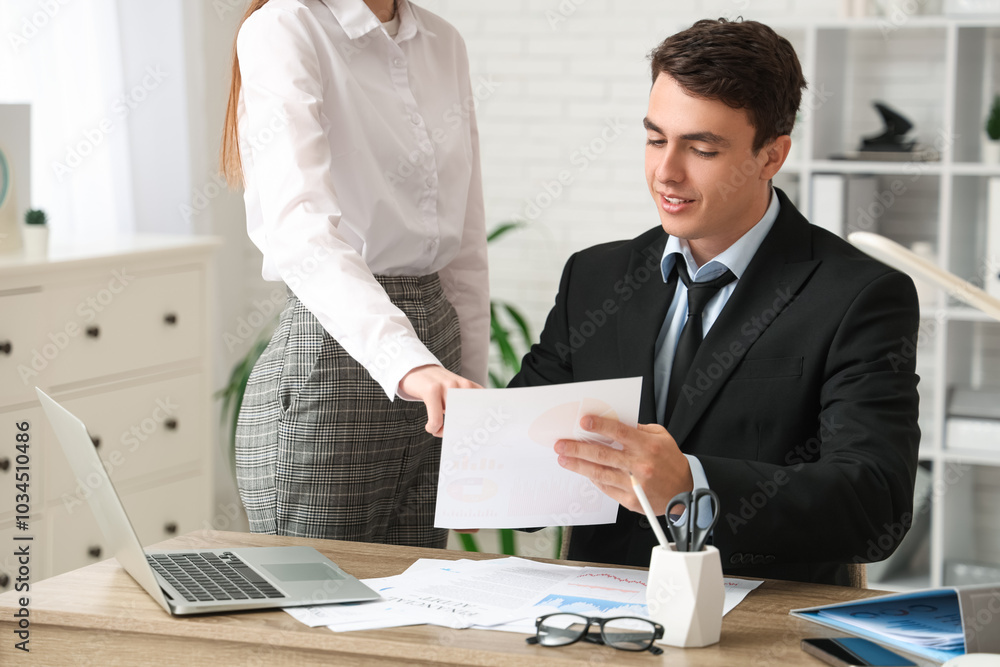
left=415, top=0, right=846, bottom=349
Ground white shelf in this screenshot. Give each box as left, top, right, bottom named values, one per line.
left=943, top=306, right=1000, bottom=321
left=948, top=162, right=1000, bottom=175
left=808, top=159, right=944, bottom=175
left=773, top=16, right=1000, bottom=589
left=942, top=447, right=1000, bottom=466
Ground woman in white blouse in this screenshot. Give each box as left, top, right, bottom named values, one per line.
left=220, top=0, right=489, bottom=548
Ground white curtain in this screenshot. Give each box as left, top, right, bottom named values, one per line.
left=0, top=0, right=192, bottom=245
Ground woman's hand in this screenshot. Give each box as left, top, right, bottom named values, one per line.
left=398, top=365, right=481, bottom=437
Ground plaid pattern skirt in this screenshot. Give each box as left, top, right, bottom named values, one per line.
left=235, top=274, right=461, bottom=548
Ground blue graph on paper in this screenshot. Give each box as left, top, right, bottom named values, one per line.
left=534, top=594, right=649, bottom=617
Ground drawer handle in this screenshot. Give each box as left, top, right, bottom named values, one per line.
left=0, top=341, right=11, bottom=355
left=164, top=418, right=178, bottom=431
left=86, top=326, right=100, bottom=338
left=88, top=546, right=102, bottom=559
left=90, top=435, right=101, bottom=449
left=0, top=573, right=8, bottom=589
left=164, top=313, right=178, bottom=325
left=0, top=458, right=8, bottom=472
left=164, top=522, right=178, bottom=535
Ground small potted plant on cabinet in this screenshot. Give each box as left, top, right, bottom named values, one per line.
left=984, top=94, right=1000, bottom=163
left=22, top=208, right=48, bottom=258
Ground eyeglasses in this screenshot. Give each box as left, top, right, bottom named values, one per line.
left=525, top=613, right=664, bottom=656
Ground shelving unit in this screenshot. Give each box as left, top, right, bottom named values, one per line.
left=764, top=16, right=1000, bottom=590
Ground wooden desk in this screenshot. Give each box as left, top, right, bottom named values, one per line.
left=0, top=530, right=935, bottom=666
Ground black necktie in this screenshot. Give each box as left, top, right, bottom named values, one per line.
left=664, top=261, right=736, bottom=421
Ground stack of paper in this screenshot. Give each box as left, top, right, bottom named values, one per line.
left=284, top=557, right=762, bottom=635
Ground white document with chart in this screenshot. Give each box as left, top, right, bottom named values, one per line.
left=433, top=377, right=642, bottom=529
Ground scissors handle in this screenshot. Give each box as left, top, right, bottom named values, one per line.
left=665, top=491, right=693, bottom=551
left=665, top=489, right=720, bottom=552
left=689, top=488, right=720, bottom=552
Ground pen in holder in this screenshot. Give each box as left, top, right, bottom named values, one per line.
left=630, top=478, right=725, bottom=648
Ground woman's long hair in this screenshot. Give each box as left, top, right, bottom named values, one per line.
left=219, top=1, right=271, bottom=189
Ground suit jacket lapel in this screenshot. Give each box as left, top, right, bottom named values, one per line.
left=616, top=232, right=675, bottom=424
left=666, top=191, right=821, bottom=444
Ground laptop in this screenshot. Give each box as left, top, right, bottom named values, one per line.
left=35, top=387, right=380, bottom=615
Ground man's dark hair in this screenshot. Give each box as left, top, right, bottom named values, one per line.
left=649, top=18, right=807, bottom=153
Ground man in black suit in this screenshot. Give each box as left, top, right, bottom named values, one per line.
left=509, top=18, right=920, bottom=586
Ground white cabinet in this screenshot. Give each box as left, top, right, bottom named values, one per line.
left=0, top=235, right=220, bottom=592
left=762, top=17, right=1000, bottom=589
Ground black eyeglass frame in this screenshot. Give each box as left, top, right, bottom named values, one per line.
left=525, top=612, right=665, bottom=656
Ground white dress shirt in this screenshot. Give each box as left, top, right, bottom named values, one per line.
left=236, top=0, right=489, bottom=400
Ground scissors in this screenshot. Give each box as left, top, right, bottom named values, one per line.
left=664, top=488, right=720, bottom=552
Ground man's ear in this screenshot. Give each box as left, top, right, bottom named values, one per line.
left=759, top=135, right=792, bottom=181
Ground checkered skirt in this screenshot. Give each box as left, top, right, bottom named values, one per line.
left=235, top=274, right=461, bottom=548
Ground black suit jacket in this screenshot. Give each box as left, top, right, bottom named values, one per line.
left=509, top=189, right=920, bottom=586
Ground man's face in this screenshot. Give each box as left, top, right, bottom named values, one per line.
left=644, top=74, right=784, bottom=263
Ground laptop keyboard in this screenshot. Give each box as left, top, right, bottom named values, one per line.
left=147, top=552, right=284, bottom=603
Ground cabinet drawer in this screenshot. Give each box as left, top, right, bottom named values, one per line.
left=0, top=406, right=45, bottom=521
left=0, top=290, right=47, bottom=405
left=49, top=475, right=208, bottom=577
left=44, top=375, right=207, bottom=504
left=30, top=269, right=204, bottom=388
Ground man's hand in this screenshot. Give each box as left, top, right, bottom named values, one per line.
left=398, top=365, right=481, bottom=437
left=554, top=415, right=694, bottom=515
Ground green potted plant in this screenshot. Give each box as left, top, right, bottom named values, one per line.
left=22, top=208, right=48, bottom=258
left=984, top=94, right=1000, bottom=163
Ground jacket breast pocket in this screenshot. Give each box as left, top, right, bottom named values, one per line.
left=731, top=356, right=803, bottom=380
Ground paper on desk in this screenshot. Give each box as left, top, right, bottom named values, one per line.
left=287, top=557, right=580, bottom=632
left=382, top=556, right=579, bottom=628
left=475, top=569, right=763, bottom=633
left=284, top=558, right=489, bottom=628
left=282, top=575, right=412, bottom=629
left=434, top=377, right=642, bottom=529
left=285, top=558, right=763, bottom=635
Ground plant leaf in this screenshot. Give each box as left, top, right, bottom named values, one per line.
left=491, top=314, right=519, bottom=372
left=501, top=302, right=532, bottom=349
left=499, top=529, right=516, bottom=556
left=458, top=533, right=480, bottom=552
left=487, top=221, right=525, bottom=244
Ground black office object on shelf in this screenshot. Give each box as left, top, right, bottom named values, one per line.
left=860, top=102, right=917, bottom=152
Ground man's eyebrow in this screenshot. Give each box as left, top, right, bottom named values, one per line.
left=680, top=131, right=731, bottom=148
left=642, top=118, right=732, bottom=148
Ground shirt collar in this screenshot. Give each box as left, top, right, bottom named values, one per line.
left=320, top=0, right=433, bottom=42
left=660, top=187, right=781, bottom=283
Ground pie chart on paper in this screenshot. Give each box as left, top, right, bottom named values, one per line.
left=528, top=398, right=620, bottom=447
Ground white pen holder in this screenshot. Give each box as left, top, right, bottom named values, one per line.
left=646, top=544, right=724, bottom=648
